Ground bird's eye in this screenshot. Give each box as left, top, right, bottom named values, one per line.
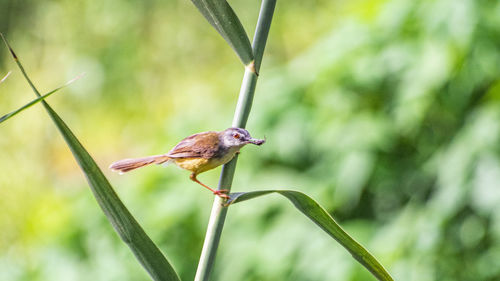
left=233, top=134, right=240, bottom=139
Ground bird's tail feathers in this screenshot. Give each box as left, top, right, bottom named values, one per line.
left=109, top=154, right=171, bottom=173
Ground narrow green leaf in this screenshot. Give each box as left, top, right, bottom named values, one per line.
left=0, top=71, right=11, bottom=84
left=0, top=74, right=83, bottom=124
left=190, top=0, right=254, bottom=67
left=226, top=190, right=394, bottom=281
left=1, top=33, right=180, bottom=281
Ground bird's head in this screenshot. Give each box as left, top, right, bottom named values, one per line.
left=220, top=127, right=265, bottom=148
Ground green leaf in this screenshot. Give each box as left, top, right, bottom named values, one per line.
left=226, top=190, right=394, bottom=281
left=190, top=0, right=254, bottom=67
left=0, top=71, right=10, bottom=84
left=0, top=74, right=83, bottom=124
left=1, top=33, right=180, bottom=281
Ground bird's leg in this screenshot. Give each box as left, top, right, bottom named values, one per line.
left=190, top=173, right=229, bottom=199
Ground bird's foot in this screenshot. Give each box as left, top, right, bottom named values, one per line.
left=213, top=189, right=230, bottom=199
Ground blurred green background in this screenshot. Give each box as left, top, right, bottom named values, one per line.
left=1, top=0, right=500, bottom=280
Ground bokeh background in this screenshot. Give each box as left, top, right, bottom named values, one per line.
left=1, top=0, right=500, bottom=280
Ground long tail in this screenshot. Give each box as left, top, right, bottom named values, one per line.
left=109, top=154, right=170, bottom=173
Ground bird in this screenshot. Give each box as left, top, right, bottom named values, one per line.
left=109, top=127, right=265, bottom=198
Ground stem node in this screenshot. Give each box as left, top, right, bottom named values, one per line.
left=246, top=60, right=258, bottom=76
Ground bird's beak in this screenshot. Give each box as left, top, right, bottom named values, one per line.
left=247, top=138, right=265, bottom=146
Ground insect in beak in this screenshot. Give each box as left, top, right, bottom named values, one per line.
left=247, top=138, right=265, bottom=146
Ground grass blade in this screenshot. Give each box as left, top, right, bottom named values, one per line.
left=1, top=33, right=180, bottom=281
left=226, top=190, right=394, bottom=281
left=0, top=71, right=11, bottom=84
left=190, top=0, right=254, bottom=67
left=0, top=74, right=83, bottom=124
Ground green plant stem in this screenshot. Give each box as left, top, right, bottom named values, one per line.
left=194, top=1, right=276, bottom=280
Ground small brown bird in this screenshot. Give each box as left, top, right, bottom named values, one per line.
left=109, top=128, right=265, bottom=198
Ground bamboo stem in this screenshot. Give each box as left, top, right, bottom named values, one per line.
left=194, top=1, right=277, bottom=280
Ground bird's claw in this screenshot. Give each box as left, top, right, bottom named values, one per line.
left=213, top=189, right=230, bottom=199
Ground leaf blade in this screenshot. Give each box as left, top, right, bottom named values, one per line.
left=0, top=74, right=83, bottom=124
left=227, top=190, right=394, bottom=281
left=190, top=0, right=254, bottom=66
left=1, top=33, right=180, bottom=281
left=0, top=71, right=11, bottom=84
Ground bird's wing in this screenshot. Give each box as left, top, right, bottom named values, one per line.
left=167, top=131, right=220, bottom=159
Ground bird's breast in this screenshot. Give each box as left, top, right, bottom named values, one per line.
left=174, top=148, right=238, bottom=174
